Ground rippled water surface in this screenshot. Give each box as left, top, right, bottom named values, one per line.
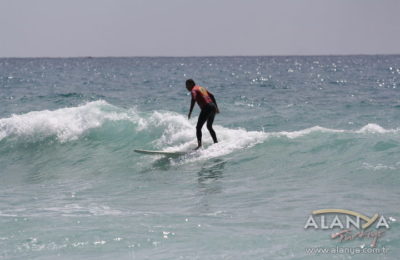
left=0, top=56, right=399, bottom=259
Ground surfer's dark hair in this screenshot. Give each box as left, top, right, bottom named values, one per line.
left=186, top=79, right=196, bottom=87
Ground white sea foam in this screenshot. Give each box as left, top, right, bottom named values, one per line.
left=356, top=123, right=396, bottom=134
left=0, top=100, right=129, bottom=142
left=135, top=111, right=267, bottom=162
left=269, top=123, right=398, bottom=139
left=273, top=126, right=345, bottom=139
left=362, top=162, right=397, bottom=171
left=34, top=203, right=123, bottom=217
left=138, top=113, right=399, bottom=163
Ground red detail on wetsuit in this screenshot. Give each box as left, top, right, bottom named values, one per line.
left=191, top=85, right=213, bottom=109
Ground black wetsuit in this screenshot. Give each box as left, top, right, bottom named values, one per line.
left=196, top=102, right=218, bottom=144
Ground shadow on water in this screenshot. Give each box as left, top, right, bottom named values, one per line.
left=194, top=159, right=228, bottom=214
left=138, top=154, right=182, bottom=173
left=149, top=157, right=174, bottom=171
left=197, top=158, right=227, bottom=184
left=137, top=155, right=228, bottom=181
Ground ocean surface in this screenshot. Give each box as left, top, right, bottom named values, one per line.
left=0, top=56, right=399, bottom=259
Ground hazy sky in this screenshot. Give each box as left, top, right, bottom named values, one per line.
left=1, top=0, right=399, bottom=57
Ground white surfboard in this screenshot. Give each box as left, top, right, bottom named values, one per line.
left=134, top=149, right=187, bottom=156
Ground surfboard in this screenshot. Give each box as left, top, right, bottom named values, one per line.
left=134, top=149, right=187, bottom=156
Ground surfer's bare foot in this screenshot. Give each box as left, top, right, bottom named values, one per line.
left=194, top=145, right=202, bottom=150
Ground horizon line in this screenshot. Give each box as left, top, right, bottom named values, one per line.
left=1, top=53, right=400, bottom=59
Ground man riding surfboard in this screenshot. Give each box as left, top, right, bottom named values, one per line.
left=186, top=79, right=219, bottom=150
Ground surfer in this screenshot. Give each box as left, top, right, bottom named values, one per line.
left=186, top=79, right=219, bottom=150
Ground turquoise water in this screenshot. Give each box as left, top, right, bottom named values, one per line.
left=0, top=56, right=399, bottom=259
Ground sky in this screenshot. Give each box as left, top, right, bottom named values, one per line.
left=0, top=0, right=399, bottom=57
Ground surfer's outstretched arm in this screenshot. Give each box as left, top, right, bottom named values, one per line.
left=188, top=98, right=195, bottom=119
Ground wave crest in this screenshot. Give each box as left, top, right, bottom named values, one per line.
left=1, top=101, right=398, bottom=162
left=0, top=100, right=128, bottom=142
